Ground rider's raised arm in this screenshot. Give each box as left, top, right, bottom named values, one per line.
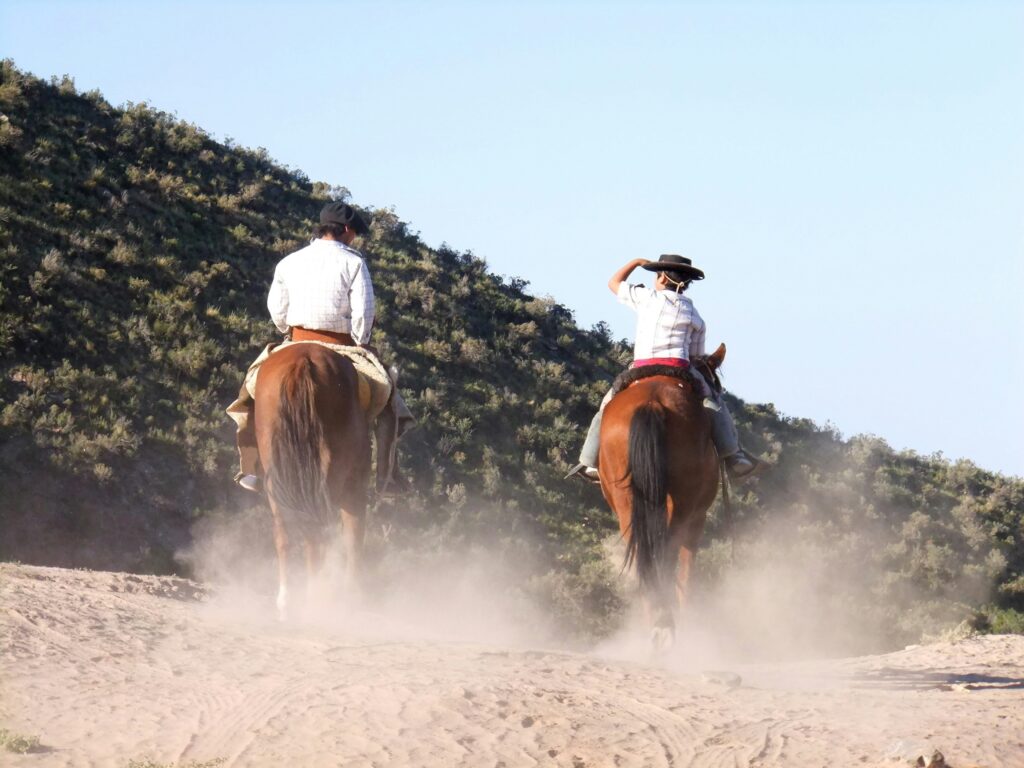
left=349, top=259, right=376, bottom=346
left=267, top=265, right=290, bottom=334
left=607, top=258, right=650, bottom=295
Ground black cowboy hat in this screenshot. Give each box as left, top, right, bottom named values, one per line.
left=320, top=201, right=371, bottom=235
left=641, top=254, right=705, bottom=280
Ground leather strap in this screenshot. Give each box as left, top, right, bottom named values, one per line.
left=291, top=327, right=355, bottom=346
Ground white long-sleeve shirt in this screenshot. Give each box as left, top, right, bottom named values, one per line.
left=266, top=238, right=375, bottom=344
left=617, top=282, right=706, bottom=361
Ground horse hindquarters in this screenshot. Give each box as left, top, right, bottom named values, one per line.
left=265, top=356, right=333, bottom=531
left=625, top=401, right=672, bottom=625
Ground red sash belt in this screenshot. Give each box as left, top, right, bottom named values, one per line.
left=631, top=357, right=689, bottom=369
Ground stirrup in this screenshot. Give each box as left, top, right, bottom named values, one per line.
left=377, top=469, right=411, bottom=498
left=564, top=463, right=601, bottom=484
left=235, top=473, right=263, bottom=493
left=723, top=451, right=765, bottom=481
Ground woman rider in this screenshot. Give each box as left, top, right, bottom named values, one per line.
left=566, top=254, right=764, bottom=483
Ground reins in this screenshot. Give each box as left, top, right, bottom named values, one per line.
left=719, top=459, right=731, bottom=521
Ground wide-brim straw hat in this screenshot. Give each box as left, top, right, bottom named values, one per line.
left=641, top=254, right=705, bottom=280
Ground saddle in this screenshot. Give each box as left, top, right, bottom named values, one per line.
left=228, top=339, right=409, bottom=493
left=610, top=355, right=723, bottom=398
left=243, top=341, right=392, bottom=418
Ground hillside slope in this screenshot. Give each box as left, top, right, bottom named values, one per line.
left=0, top=62, right=1021, bottom=647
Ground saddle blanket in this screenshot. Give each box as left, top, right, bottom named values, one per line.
left=226, top=341, right=393, bottom=430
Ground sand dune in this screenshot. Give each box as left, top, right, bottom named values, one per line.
left=2, top=563, right=1022, bottom=767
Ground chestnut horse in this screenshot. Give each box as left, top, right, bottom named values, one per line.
left=599, top=345, right=726, bottom=649
left=254, top=343, right=371, bottom=620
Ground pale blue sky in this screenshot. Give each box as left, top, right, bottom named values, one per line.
left=4, top=1, right=1023, bottom=476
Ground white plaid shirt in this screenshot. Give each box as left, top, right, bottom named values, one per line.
left=617, top=282, right=706, bottom=360
left=267, top=239, right=375, bottom=344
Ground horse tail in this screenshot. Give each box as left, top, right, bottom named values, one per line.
left=624, top=401, right=669, bottom=595
left=266, top=356, right=332, bottom=529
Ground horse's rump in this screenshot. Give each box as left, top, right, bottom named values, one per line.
left=257, top=345, right=367, bottom=535
left=265, top=354, right=333, bottom=531
left=602, top=375, right=718, bottom=588
left=253, top=344, right=373, bottom=621
left=597, top=350, right=727, bottom=645
left=246, top=341, right=391, bottom=416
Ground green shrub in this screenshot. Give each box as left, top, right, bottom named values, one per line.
left=0, top=729, right=41, bottom=754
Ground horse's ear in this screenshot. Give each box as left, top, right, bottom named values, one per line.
left=708, top=343, right=726, bottom=370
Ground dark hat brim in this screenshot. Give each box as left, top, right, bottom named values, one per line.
left=349, top=211, right=371, bottom=235
left=642, top=262, right=705, bottom=280
left=320, top=202, right=371, bottom=235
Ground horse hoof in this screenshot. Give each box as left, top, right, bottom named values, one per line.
left=701, top=670, right=742, bottom=688
left=651, top=626, right=675, bottom=653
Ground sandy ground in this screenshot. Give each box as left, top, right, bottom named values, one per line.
left=2, top=563, right=1022, bottom=768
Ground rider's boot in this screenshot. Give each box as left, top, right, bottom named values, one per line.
left=565, top=463, right=601, bottom=483
left=565, top=409, right=603, bottom=484
left=723, top=449, right=765, bottom=480
left=707, top=394, right=767, bottom=481
left=374, top=397, right=406, bottom=495
left=235, top=471, right=263, bottom=493
left=231, top=395, right=264, bottom=493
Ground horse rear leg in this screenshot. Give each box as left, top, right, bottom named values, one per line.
left=271, top=509, right=290, bottom=621
left=652, top=536, right=697, bottom=647
left=675, top=545, right=693, bottom=615
left=648, top=580, right=677, bottom=652
left=649, top=540, right=695, bottom=652
left=340, top=507, right=364, bottom=598
left=304, top=538, right=326, bottom=607
left=641, top=545, right=678, bottom=652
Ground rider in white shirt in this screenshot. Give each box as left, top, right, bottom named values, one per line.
left=566, top=254, right=763, bottom=483
left=232, top=202, right=412, bottom=493
left=267, top=236, right=375, bottom=343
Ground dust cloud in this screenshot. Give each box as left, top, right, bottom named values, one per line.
left=594, top=496, right=1001, bottom=671
left=179, top=503, right=564, bottom=649
left=180, top=488, right=1000, bottom=669
left=4, top=494, right=1019, bottom=767
left=685, top=501, right=996, bottom=661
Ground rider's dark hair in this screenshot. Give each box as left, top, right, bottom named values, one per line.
left=315, top=222, right=349, bottom=240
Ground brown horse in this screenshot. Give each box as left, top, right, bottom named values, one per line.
left=599, top=345, right=726, bottom=649
left=254, top=343, right=372, bottom=620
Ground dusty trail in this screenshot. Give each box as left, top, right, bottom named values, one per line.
left=2, top=564, right=1022, bottom=767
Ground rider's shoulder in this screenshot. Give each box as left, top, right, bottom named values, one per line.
left=669, top=291, right=702, bottom=318
left=318, top=238, right=365, bottom=261
left=284, top=238, right=364, bottom=262
left=686, top=297, right=704, bottom=322
left=338, top=242, right=365, bottom=260
left=282, top=238, right=321, bottom=258
left=622, top=281, right=656, bottom=299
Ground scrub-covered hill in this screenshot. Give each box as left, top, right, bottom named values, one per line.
left=0, top=61, right=1021, bottom=647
